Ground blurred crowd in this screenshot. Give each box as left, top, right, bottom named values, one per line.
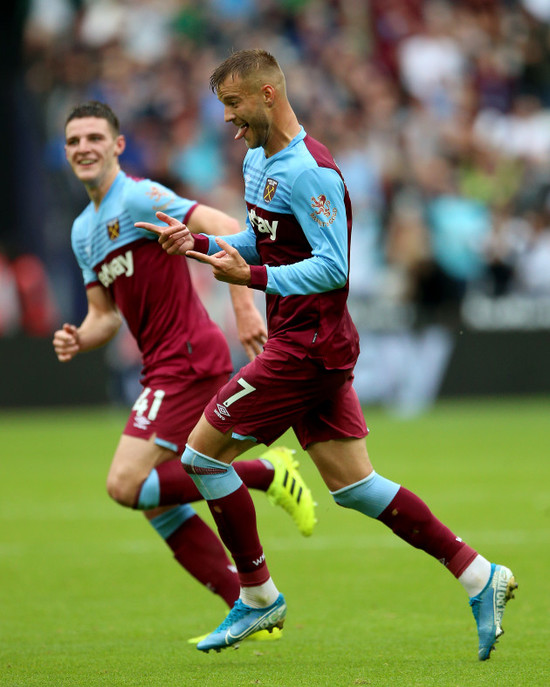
left=3, top=0, right=550, bottom=410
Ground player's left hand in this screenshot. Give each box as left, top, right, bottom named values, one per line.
left=187, top=238, right=251, bottom=286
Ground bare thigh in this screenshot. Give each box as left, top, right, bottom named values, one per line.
left=187, top=413, right=257, bottom=464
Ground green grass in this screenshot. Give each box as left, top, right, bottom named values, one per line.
left=1, top=397, right=549, bottom=686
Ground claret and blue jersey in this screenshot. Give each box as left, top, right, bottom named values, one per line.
left=196, top=127, right=360, bottom=370
left=70, top=171, right=232, bottom=380
left=71, top=171, right=196, bottom=289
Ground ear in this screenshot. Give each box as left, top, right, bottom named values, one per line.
left=262, top=84, right=276, bottom=106
left=114, top=134, right=126, bottom=156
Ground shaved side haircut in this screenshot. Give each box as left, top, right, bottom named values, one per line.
left=210, top=49, right=286, bottom=95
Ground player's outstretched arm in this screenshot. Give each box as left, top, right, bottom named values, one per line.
left=135, top=211, right=195, bottom=255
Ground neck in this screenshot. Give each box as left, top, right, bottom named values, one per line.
left=86, top=166, right=120, bottom=209
left=265, top=106, right=301, bottom=158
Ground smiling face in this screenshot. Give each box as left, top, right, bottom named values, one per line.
left=64, top=116, right=125, bottom=199
left=217, top=74, right=273, bottom=152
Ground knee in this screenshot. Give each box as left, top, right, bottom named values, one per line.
left=106, top=469, right=144, bottom=507
left=180, top=444, right=242, bottom=499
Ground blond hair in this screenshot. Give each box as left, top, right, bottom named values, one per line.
left=210, top=49, right=285, bottom=94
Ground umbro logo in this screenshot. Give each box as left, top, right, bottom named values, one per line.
left=133, top=415, right=150, bottom=431
left=214, top=403, right=231, bottom=420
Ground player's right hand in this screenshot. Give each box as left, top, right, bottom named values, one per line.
left=52, top=323, right=80, bottom=362
left=135, top=211, right=195, bottom=255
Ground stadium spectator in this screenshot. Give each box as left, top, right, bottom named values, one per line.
left=138, top=49, right=517, bottom=659
left=53, top=101, right=316, bottom=640
left=397, top=0, right=467, bottom=118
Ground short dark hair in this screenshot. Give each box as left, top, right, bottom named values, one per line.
left=209, top=49, right=283, bottom=94
left=65, top=101, right=120, bottom=135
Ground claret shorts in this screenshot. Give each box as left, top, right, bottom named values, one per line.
left=204, top=344, right=368, bottom=448
left=124, top=372, right=229, bottom=453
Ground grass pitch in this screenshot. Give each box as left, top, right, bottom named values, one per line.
left=1, top=397, right=549, bottom=686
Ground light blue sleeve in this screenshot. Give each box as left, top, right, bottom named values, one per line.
left=71, top=217, right=97, bottom=286
left=126, top=178, right=197, bottom=238
left=72, top=245, right=97, bottom=285
left=201, top=222, right=261, bottom=265
left=265, top=167, right=349, bottom=296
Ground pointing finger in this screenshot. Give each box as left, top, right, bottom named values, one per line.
left=185, top=250, right=215, bottom=265
left=134, top=221, right=162, bottom=235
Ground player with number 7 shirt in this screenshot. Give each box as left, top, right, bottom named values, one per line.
left=137, top=49, right=517, bottom=659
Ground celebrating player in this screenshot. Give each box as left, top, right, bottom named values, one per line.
left=137, top=50, right=517, bottom=659
left=53, top=100, right=316, bottom=640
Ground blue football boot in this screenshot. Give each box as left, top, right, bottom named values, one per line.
left=197, top=594, right=287, bottom=653
left=469, top=563, right=517, bottom=660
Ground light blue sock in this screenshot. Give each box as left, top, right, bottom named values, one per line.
left=181, top=444, right=242, bottom=500
left=149, top=504, right=197, bottom=539
left=136, top=469, right=160, bottom=510
left=331, top=471, right=401, bottom=518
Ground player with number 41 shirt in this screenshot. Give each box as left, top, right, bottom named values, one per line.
left=53, top=102, right=317, bottom=633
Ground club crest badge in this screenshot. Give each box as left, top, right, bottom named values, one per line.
left=146, top=185, right=170, bottom=203
left=263, top=178, right=278, bottom=203
left=146, top=185, right=172, bottom=212
left=310, top=193, right=337, bottom=227
left=311, top=194, right=331, bottom=217
left=107, top=219, right=120, bottom=240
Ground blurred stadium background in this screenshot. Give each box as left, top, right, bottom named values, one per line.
left=2, top=5, right=550, bottom=684
left=2, top=0, right=550, bottom=413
